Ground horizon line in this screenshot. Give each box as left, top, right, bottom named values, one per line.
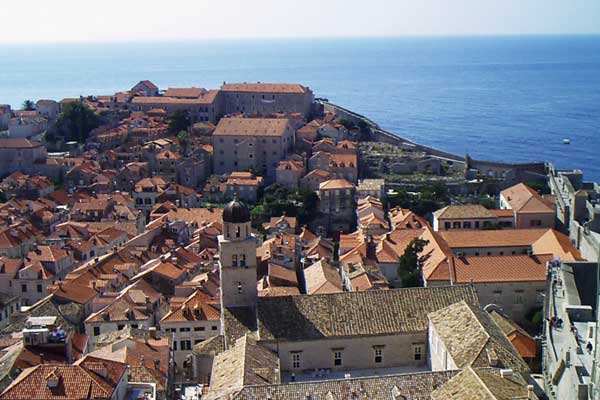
left=1, top=32, right=599, bottom=46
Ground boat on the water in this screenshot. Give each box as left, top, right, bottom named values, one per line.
left=563, top=138, right=570, bottom=144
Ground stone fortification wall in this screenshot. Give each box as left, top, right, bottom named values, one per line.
left=321, top=101, right=465, bottom=163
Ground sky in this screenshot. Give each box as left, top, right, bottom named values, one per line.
left=2, top=0, right=600, bottom=43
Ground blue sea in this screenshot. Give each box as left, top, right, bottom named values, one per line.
left=1, top=36, right=599, bottom=180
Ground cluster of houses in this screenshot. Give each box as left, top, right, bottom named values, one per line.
left=0, top=80, right=595, bottom=400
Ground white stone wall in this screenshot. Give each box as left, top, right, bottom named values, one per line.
left=261, top=332, right=428, bottom=373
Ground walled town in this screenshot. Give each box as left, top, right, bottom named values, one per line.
left=0, top=81, right=598, bottom=399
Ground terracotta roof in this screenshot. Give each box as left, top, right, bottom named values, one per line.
left=0, top=356, right=127, bottom=400
left=52, top=282, right=97, bottom=305
left=531, top=229, right=583, bottom=261
left=257, top=285, right=479, bottom=341
left=304, top=259, right=343, bottom=294
left=434, top=204, right=496, bottom=220
left=214, top=117, right=291, bottom=137
left=491, top=209, right=515, bottom=217
left=490, top=311, right=537, bottom=359
left=86, top=337, right=169, bottom=391
left=0, top=139, right=43, bottom=149
left=450, top=253, right=553, bottom=283
left=220, top=83, right=308, bottom=94
left=319, top=179, right=354, bottom=190
left=501, top=183, right=554, bottom=214
left=267, top=263, right=298, bottom=286
left=85, top=292, right=152, bottom=323
left=160, top=290, right=219, bottom=323
left=164, top=87, right=206, bottom=98
left=156, top=150, right=181, bottom=160
left=438, top=228, right=548, bottom=249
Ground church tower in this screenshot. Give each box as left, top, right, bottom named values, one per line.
left=218, top=197, right=257, bottom=309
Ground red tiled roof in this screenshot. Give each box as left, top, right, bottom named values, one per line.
left=221, top=83, right=308, bottom=94
left=0, top=356, right=127, bottom=400
left=451, top=253, right=553, bottom=283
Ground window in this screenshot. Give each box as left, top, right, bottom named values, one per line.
left=21, top=284, right=27, bottom=293
left=195, top=326, right=205, bottom=332
left=475, top=221, right=480, bottom=229
left=93, top=327, right=100, bottom=336
left=237, top=282, right=243, bottom=294
left=453, top=221, right=461, bottom=229
left=117, top=324, right=125, bottom=330
left=180, top=327, right=191, bottom=332
left=181, top=340, right=192, bottom=350
left=240, top=254, right=246, bottom=268
left=444, top=222, right=451, bottom=230
left=333, top=350, right=343, bottom=366
left=530, top=219, right=542, bottom=227
left=374, top=348, right=383, bottom=364
left=212, top=325, right=218, bottom=331
left=173, top=341, right=177, bottom=351
left=195, top=339, right=203, bottom=344
left=232, top=254, right=238, bottom=267
left=291, top=353, right=301, bottom=369
left=515, top=291, right=524, bottom=304
left=463, top=221, right=471, bottom=229
left=413, top=345, right=423, bottom=361
left=37, top=284, right=43, bottom=293
left=132, top=324, right=138, bottom=328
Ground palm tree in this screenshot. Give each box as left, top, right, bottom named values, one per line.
left=22, top=100, right=35, bottom=111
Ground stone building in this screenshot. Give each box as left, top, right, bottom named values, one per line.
left=500, top=183, right=555, bottom=229
left=0, top=139, right=47, bottom=177
left=318, top=179, right=356, bottom=233
left=220, top=83, right=314, bottom=118
left=212, top=117, right=295, bottom=180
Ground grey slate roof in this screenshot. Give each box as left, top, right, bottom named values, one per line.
left=232, top=370, right=458, bottom=400
left=222, top=306, right=257, bottom=349
left=428, top=301, right=529, bottom=374
left=257, top=285, right=479, bottom=341
left=430, top=367, right=537, bottom=400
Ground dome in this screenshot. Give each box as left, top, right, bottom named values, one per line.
left=222, top=198, right=250, bottom=223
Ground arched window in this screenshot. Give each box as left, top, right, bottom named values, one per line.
left=232, top=254, right=238, bottom=267
left=240, top=254, right=246, bottom=268
left=236, top=226, right=241, bottom=238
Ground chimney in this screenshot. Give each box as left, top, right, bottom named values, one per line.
left=366, top=236, right=376, bottom=260
left=500, top=368, right=513, bottom=378
left=148, top=327, right=158, bottom=339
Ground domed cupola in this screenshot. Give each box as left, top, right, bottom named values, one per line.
left=222, top=197, right=250, bottom=224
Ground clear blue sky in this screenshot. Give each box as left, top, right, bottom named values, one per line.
left=3, top=0, right=600, bottom=43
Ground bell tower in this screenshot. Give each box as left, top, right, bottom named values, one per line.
left=218, top=197, right=257, bottom=309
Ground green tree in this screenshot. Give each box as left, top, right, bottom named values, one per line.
left=22, top=100, right=35, bottom=111
left=177, top=130, right=191, bottom=154
left=479, top=196, right=497, bottom=209
left=168, top=110, right=191, bottom=134
left=397, top=238, right=430, bottom=288
left=54, top=100, right=100, bottom=143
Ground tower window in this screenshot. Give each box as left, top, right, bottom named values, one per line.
left=292, top=353, right=301, bottom=369
left=374, top=348, right=383, bottom=364
left=333, top=351, right=343, bottom=366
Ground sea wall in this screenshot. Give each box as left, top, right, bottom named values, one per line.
left=321, top=101, right=466, bottom=163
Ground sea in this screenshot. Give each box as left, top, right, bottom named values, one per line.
left=1, top=35, right=599, bottom=180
